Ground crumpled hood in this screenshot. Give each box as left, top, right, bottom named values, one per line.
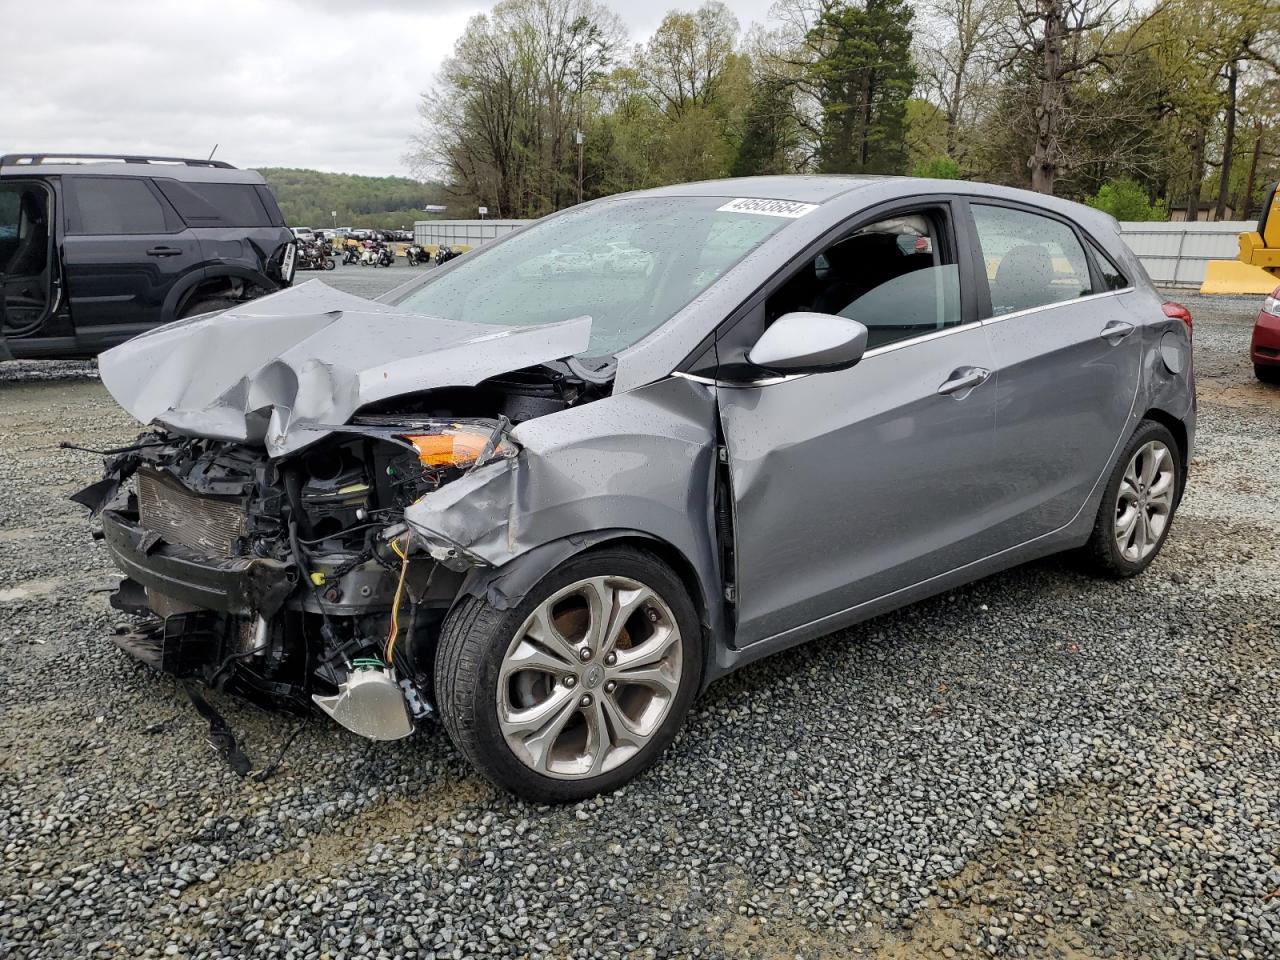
left=97, top=280, right=592, bottom=457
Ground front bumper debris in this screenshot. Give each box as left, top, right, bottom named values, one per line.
left=101, top=508, right=294, bottom=618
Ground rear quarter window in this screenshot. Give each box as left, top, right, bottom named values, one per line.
left=1087, top=239, right=1129, bottom=290
left=156, top=180, right=274, bottom=227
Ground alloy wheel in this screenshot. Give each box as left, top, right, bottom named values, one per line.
left=497, top=576, right=682, bottom=779
left=1114, top=440, right=1175, bottom=563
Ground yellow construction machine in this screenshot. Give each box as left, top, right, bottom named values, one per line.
left=1201, top=181, right=1280, bottom=294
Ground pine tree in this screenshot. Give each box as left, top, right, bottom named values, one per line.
left=808, top=0, right=917, bottom=174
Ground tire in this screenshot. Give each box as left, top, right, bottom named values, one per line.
left=435, top=546, right=702, bottom=803
left=178, top=296, right=240, bottom=320
left=323, top=258, right=335, bottom=271
left=1255, top=363, right=1280, bottom=384
left=1078, top=419, right=1182, bottom=578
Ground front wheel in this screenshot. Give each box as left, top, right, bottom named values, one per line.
left=1078, top=420, right=1182, bottom=578
left=323, top=258, right=335, bottom=271
left=435, top=546, right=702, bottom=803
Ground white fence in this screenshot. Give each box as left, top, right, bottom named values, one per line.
left=1118, top=221, right=1252, bottom=288
left=416, top=216, right=1251, bottom=290
left=413, top=219, right=527, bottom=248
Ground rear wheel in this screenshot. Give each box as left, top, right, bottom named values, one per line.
left=435, top=546, right=701, bottom=803
left=1079, top=420, right=1181, bottom=578
left=1255, top=363, right=1280, bottom=384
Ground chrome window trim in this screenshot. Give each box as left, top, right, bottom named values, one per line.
left=674, top=370, right=810, bottom=388
left=859, top=318, right=977, bottom=360
left=978, top=287, right=1130, bottom=328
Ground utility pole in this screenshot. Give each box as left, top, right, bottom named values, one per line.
left=576, top=130, right=585, bottom=205
left=576, top=51, right=585, bottom=206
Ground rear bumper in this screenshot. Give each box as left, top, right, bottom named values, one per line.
left=1252, top=311, right=1280, bottom=365
left=101, top=508, right=294, bottom=617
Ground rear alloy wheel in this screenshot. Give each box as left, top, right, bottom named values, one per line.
left=435, top=547, right=700, bottom=802
left=1113, top=440, right=1176, bottom=564
left=1080, top=420, right=1181, bottom=578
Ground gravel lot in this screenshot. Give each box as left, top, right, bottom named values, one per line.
left=1, top=278, right=1277, bottom=960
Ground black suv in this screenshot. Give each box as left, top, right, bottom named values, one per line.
left=0, top=153, right=296, bottom=360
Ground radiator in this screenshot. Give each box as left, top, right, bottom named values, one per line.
left=137, top=468, right=246, bottom=557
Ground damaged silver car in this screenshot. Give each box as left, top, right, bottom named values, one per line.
left=77, top=177, right=1195, bottom=801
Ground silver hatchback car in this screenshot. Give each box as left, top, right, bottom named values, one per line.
left=84, top=177, right=1194, bottom=801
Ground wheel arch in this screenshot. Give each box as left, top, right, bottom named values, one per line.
left=1138, top=406, right=1189, bottom=499
left=453, top=527, right=723, bottom=687
left=168, top=266, right=280, bottom=321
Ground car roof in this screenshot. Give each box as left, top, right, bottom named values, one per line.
left=0, top=156, right=267, bottom=185
left=626, top=175, right=1126, bottom=248
left=629, top=174, right=887, bottom=204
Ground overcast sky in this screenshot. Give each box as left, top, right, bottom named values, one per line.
left=1, top=0, right=779, bottom=179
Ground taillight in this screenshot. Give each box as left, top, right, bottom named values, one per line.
left=1262, top=286, right=1280, bottom=317
left=1162, top=301, right=1192, bottom=336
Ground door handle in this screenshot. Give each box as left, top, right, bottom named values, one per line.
left=937, top=366, right=991, bottom=396
left=1099, top=320, right=1135, bottom=343
left=146, top=246, right=182, bottom=257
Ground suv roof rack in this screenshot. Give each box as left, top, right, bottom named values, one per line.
left=0, top=153, right=236, bottom=169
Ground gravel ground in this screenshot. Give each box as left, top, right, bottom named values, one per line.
left=0, top=288, right=1277, bottom=960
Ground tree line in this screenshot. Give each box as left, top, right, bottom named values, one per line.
left=257, top=168, right=450, bottom=230
left=409, top=0, right=1279, bottom=222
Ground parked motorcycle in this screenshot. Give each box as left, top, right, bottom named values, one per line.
left=296, top=241, right=335, bottom=271
left=342, top=245, right=360, bottom=265
left=405, top=243, right=429, bottom=266
left=357, top=242, right=396, bottom=267
left=436, top=244, right=460, bottom=265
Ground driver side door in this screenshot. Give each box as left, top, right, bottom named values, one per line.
left=716, top=200, right=1002, bottom=648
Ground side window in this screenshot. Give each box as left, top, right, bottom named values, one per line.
left=971, top=204, right=1093, bottom=316
left=0, top=183, right=51, bottom=278
left=1087, top=239, right=1128, bottom=291
left=65, top=177, right=174, bottom=235
left=766, top=209, right=961, bottom=351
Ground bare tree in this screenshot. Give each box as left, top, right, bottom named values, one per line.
left=638, top=1, right=741, bottom=117
left=409, top=0, right=622, bottom=217
left=916, top=0, right=1014, bottom=159
left=1001, top=0, right=1150, bottom=194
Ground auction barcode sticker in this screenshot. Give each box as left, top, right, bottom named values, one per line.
left=717, top=197, right=819, bottom=218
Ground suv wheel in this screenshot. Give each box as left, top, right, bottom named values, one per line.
left=434, top=546, right=701, bottom=803
left=1079, top=420, right=1182, bottom=578
left=179, top=296, right=240, bottom=320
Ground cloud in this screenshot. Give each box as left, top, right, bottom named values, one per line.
left=0, top=0, right=779, bottom=178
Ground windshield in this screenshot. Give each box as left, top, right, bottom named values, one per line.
left=394, top=196, right=791, bottom=357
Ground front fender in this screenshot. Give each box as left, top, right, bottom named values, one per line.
left=402, top=376, right=729, bottom=678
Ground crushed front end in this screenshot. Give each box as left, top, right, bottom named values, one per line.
left=80, top=418, right=517, bottom=741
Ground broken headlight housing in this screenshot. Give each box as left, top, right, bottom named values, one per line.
left=401, top=421, right=515, bottom=469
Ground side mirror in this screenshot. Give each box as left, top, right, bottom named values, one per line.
left=746, top=311, right=868, bottom=375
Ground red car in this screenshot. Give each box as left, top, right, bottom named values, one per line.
left=1254, top=286, right=1280, bottom=383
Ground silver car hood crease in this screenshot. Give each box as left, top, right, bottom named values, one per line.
left=97, top=280, right=593, bottom=457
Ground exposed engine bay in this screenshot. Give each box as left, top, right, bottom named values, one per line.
left=75, top=362, right=612, bottom=746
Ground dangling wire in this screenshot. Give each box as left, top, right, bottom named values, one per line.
left=384, top=535, right=410, bottom=669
